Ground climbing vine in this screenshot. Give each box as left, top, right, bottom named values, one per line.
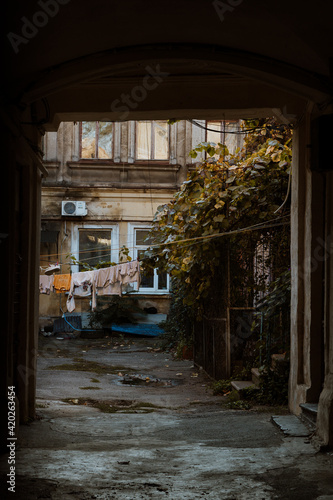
left=144, top=119, right=292, bottom=319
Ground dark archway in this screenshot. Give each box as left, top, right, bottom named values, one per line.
left=2, top=0, right=333, bottom=450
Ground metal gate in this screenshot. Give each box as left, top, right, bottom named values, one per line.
left=193, top=316, right=228, bottom=380
left=194, top=307, right=255, bottom=380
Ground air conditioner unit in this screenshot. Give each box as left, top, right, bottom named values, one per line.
left=61, top=201, right=87, bottom=216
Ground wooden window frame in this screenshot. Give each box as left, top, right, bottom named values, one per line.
left=71, top=224, right=119, bottom=273
left=135, top=120, right=170, bottom=161
left=79, top=121, right=114, bottom=160
left=127, top=224, right=170, bottom=294
left=205, top=120, right=225, bottom=144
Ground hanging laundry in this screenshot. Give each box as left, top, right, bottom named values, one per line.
left=53, top=274, right=71, bottom=293
left=95, top=266, right=116, bottom=288
left=66, top=270, right=96, bottom=313
left=73, top=284, right=92, bottom=297
left=94, top=266, right=122, bottom=297
left=97, top=282, right=122, bottom=296
left=65, top=262, right=141, bottom=312
left=117, top=261, right=141, bottom=290
left=39, top=274, right=54, bottom=294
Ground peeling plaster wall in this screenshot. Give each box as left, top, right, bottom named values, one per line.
left=316, top=173, right=333, bottom=447
left=40, top=185, right=177, bottom=318
left=290, top=109, right=333, bottom=448
left=289, top=113, right=311, bottom=415
left=41, top=118, right=247, bottom=320
left=40, top=120, right=205, bottom=319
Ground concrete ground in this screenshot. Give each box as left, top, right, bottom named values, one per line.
left=1, top=333, right=333, bottom=499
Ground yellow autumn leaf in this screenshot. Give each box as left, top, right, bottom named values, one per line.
left=271, top=152, right=281, bottom=162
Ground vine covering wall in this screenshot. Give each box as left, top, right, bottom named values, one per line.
left=144, top=119, right=292, bottom=371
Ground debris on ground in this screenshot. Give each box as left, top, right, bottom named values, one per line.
left=120, top=373, right=175, bottom=387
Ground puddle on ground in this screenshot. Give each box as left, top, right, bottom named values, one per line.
left=115, top=373, right=183, bottom=388
left=63, top=398, right=162, bottom=413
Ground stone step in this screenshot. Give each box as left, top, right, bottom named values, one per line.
left=299, top=403, right=318, bottom=432
left=230, top=380, right=259, bottom=399
left=251, top=368, right=260, bottom=386
left=271, top=415, right=310, bottom=437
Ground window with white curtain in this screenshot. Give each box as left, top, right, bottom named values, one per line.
left=135, top=121, right=169, bottom=160
left=80, top=122, right=113, bottom=159
left=206, top=120, right=224, bottom=145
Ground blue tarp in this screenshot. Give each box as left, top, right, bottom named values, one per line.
left=110, top=323, right=164, bottom=337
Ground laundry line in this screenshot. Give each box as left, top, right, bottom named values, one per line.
left=64, top=218, right=290, bottom=265
left=39, top=260, right=142, bottom=314
left=40, top=215, right=290, bottom=262
left=40, top=244, right=141, bottom=260
left=146, top=217, right=290, bottom=250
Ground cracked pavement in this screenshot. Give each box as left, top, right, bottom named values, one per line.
left=1, top=334, right=333, bottom=499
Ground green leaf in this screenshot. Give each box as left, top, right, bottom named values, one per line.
left=207, top=146, right=216, bottom=157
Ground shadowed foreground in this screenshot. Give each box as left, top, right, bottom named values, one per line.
left=1, top=335, right=332, bottom=499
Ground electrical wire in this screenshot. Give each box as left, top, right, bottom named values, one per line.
left=40, top=215, right=289, bottom=269
left=40, top=214, right=289, bottom=261
left=147, top=218, right=290, bottom=252
left=44, top=216, right=289, bottom=329
left=40, top=243, right=137, bottom=260
left=188, top=119, right=292, bottom=135
left=41, top=119, right=291, bottom=263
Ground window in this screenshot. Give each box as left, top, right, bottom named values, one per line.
left=128, top=225, right=169, bottom=293
left=206, top=120, right=241, bottom=157
left=79, top=230, right=112, bottom=270
left=206, top=120, right=225, bottom=146
left=72, top=225, right=119, bottom=272
left=80, top=121, right=113, bottom=159
left=40, top=230, right=59, bottom=266
left=135, top=121, right=169, bottom=160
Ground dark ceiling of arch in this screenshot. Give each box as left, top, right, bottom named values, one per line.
left=2, top=0, right=332, bottom=128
